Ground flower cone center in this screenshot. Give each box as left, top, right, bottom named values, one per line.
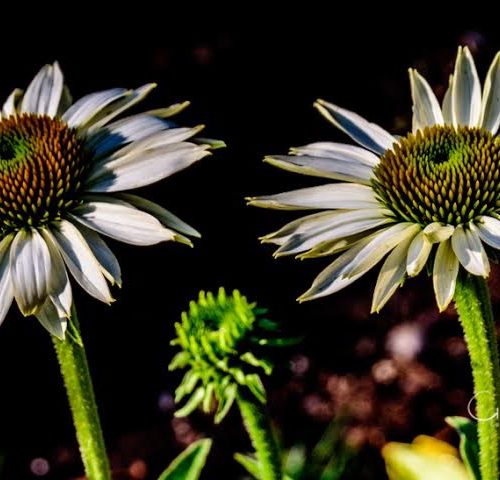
left=372, top=125, right=500, bottom=225
left=0, top=114, right=88, bottom=232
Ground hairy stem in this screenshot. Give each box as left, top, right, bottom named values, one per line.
left=237, top=390, right=283, bottom=480
left=52, top=305, right=111, bottom=480
left=454, top=274, right=500, bottom=480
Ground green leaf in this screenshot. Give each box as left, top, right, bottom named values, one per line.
left=234, top=453, right=293, bottom=480
left=446, top=416, right=481, bottom=480
left=158, top=438, right=212, bottom=480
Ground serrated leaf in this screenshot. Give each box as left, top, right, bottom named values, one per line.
left=446, top=416, right=481, bottom=480
left=158, top=438, right=212, bottom=480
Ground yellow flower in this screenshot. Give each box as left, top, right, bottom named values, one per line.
left=382, top=435, right=470, bottom=480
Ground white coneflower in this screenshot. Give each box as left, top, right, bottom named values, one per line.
left=249, top=46, right=500, bottom=312
left=0, top=62, right=212, bottom=338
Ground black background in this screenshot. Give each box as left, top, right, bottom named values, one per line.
left=0, top=10, right=498, bottom=480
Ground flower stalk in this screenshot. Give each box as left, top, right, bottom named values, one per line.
left=237, top=390, right=283, bottom=480
left=52, top=304, right=111, bottom=480
left=454, top=274, right=500, bottom=480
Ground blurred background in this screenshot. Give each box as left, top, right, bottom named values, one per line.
left=0, top=10, right=499, bottom=479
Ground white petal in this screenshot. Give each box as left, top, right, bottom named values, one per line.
left=480, top=52, right=500, bottom=134
left=71, top=198, right=176, bottom=246
left=451, top=224, right=490, bottom=276
left=113, top=126, right=204, bottom=157
left=57, top=85, right=73, bottom=116
left=2, top=88, right=23, bottom=116
left=10, top=229, right=53, bottom=316
left=371, top=232, right=416, bottom=313
left=314, top=99, right=396, bottom=155
left=264, top=154, right=373, bottom=184
left=86, top=115, right=174, bottom=158
left=433, top=239, right=459, bottom=311
left=247, top=183, right=380, bottom=210
left=274, top=209, right=393, bottom=257
left=406, top=230, right=432, bottom=276
left=451, top=46, right=482, bottom=127
left=86, top=142, right=210, bottom=192
left=116, top=193, right=200, bottom=238
left=62, top=88, right=128, bottom=128
left=409, top=68, right=444, bottom=132
left=344, top=223, right=421, bottom=278
left=40, top=228, right=72, bottom=316
left=261, top=211, right=344, bottom=245
left=20, top=62, right=64, bottom=117
left=291, top=142, right=380, bottom=167
left=476, top=215, right=500, bottom=249
left=0, top=235, right=14, bottom=327
left=76, top=223, right=122, bottom=287
left=423, top=222, right=454, bottom=243
left=51, top=220, right=112, bottom=304
left=298, top=234, right=376, bottom=301
left=85, top=84, right=157, bottom=133
left=36, top=299, right=68, bottom=339
left=442, top=75, right=454, bottom=124
left=299, top=223, right=419, bottom=301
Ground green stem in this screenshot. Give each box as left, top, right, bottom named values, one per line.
left=52, top=304, right=111, bottom=480
left=454, top=274, right=500, bottom=480
left=237, top=390, right=283, bottom=480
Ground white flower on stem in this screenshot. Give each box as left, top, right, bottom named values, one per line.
left=0, top=63, right=214, bottom=338
left=249, top=46, right=500, bottom=313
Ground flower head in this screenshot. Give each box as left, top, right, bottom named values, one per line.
left=249, top=46, right=500, bottom=312
left=382, top=435, right=469, bottom=480
left=169, top=288, right=282, bottom=423
left=0, top=62, right=214, bottom=338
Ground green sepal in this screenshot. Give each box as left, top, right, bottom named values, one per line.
left=446, top=416, right=481, bottom=480
left=158, top=438, right=212, bottom=480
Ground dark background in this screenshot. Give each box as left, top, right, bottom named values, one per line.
left=0, top=11, right=499, bottom=480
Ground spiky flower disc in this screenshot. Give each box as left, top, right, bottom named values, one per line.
left=0, top=62, right=214, bottom=338
left=249, top=46, right=500, bottom=312
left=170, top=288, right=280, bottom=423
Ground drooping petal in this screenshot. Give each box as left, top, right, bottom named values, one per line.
left=75, top=223, right=122, bottom=287
left=2, top=88, right=23, bottom=116
left=0, top=235, right=14, bottom=327
left=406, top=230, right=432, bottom=276
left=20, top=62, right=64, bottom=117
left=291, top=142, right=380, bottom=167
left=433, top=239, right=459, bottom=312
left=85, top=84, right=157, bottom=133
left=299, top=224, right=419, bottom=301
left=423, top=222, right=454, bottom=243
left=51, top=220, right=112, bottom=304
left=451, top=224, right=489, bottom=277
left=274, top=209, right=393, bottom=257
left=451, top=46, right=482, bottom=127
left=247, top=183, right=380, bottom=210
left=71, top=198, right=176, bottom=246
left=264, top=154, right=373, bottom=184
left=409, top=68, right=444, bottom=132
left=480, top=52, right=500, bottom=134
left=314, top=99, right=396, bottom=154
left=371, top=232, right=416, bottom=313
left=116, top=193, right=200, bottom=238
left=40, top=228, right=72, bottom=317
left=62, top=88, right=129, bottom=128
left=10, top=229, right=53, bottom=316
left=298, top=235, right=376, bottom=302
left=344, top=223, right=421, bottom=278
left=86, top=142, right=210, bottom=192
left=36, top=299, right=68, bottom=339
left=476, top=215, right=500, bottom=249
left=442, top=75, right=454, bottom=124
